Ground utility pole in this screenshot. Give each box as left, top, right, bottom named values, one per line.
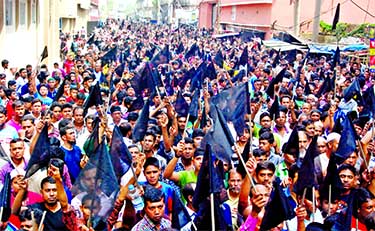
left=293, top=0, right=300, bottom=36
left=312, top=0, right=322, bottom=42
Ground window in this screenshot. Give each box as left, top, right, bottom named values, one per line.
left=20, top=1, right=26, bottom=26
left=31, top=0, right=36, bottom=24
left=5, top=0, right=13, bottom=26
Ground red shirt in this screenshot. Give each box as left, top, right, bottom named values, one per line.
left=351, top=216, right=368, bottom=231
left=11, top=191, right=43, bottom=207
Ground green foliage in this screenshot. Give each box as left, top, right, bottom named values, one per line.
left=347, top=23, right=375, bottom=38
left=320, top=21, right=375, bottom=39
left=320, top=21, right=332, bottom=34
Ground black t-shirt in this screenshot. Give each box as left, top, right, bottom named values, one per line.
left=28, top=203, right=69, bottom=231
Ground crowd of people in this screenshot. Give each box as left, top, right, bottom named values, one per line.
left=0, top=18, right=375, bottom=231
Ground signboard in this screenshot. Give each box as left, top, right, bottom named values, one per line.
left=370, top=27, right=375, bottom=73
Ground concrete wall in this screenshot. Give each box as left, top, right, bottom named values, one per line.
left=198, top=1, right=214, bottom=29
left=0, top=0, right=61, bottom=69
left=0, top=0, right=98, bottom=69
left=199, top=0, right=375, bottom=38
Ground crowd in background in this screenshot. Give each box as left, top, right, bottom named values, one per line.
left=0, top=18, right=375, bottom=231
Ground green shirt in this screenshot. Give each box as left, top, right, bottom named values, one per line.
left=275, top=161, right=289, bottom=180
left=177, top=170, right=197, bottom=189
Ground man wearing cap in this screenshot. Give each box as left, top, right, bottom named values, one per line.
left=314, top=136, right=330, bottom=187
left=46, top=76, right=57, bottom=99
left=108, top=105, right=126, bottom=128
left=9, top=169, right=43, bottom=208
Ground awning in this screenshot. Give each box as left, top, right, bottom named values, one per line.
left=342, top=44, right=368, bottom=52
left=307, top=44, right=336, bottom=55
left=263, top=39, right=306, bottom=51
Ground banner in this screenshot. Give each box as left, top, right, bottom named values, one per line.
left=370, top=27, right=375, bottom=73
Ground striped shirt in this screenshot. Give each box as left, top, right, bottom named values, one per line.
left=131, top=214, right=171, bottom=231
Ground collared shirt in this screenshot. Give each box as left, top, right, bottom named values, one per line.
left=0, top=158, right=28, bottom=184
left=6, top=119, right=22, bottom=132
left=131, top=214, right=171, bottom=231
left=267, top=152, right=283, bottom=166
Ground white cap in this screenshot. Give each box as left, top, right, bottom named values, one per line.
left=10, top=169, right=25, bottom=180
left=326, top=132, right=341, bottom=143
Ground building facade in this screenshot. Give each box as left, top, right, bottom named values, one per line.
left=199, top=0, right=375, bottom=39
left=0, top=0, right=112, bottom=69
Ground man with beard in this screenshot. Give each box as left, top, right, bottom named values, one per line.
left=298, top=130, right=309, bottom=160
left=29, top=176, right=72, bottom=231
left=0, top=138, right=28, bottom=184
left=19, top=114, right=36, bottom=146
left=60, top=125, right=87, bottom=183
left=6, top=100, right=25, bottom=132
left=225, top=169, right=243, bottom=229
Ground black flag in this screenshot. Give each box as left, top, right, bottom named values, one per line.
left=332, top=3, right=341, bottom=31
left=0, top=173, right=11, bottom=222
left=132, top=98, right=150, bottom=142
left=25, top=125, right=50, bottom=178
left=40, top=46, right=48, bottom=62
left=83, top=82, right=103, bottom=115
left=260, top=178, right=296, bottom=230
left=110, top=126, right=133, bottom=181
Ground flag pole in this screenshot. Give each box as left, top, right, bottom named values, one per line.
left=130, top=165, right=139, bottom=187
left=356, top=218, right=359, bottom=231
left=38, top=211, right=47, bottom=231
left=357, top=140, right=368, bottom=169
left=246, top=81, right=253, bottom=156
left=312, top=186, right=315, bottom=222
left=210, top=193, right=215, bottom=231
left=234, top=144, right=257, bottom=193
left=301, top=188, right=307, bottom=206
left=31, top=210, right=37, bottom=230
left=191, top=219, right=198, bottom=231
left=182, top=114, right=190, bottom=138
left=328, top=184, right=332, bottom=216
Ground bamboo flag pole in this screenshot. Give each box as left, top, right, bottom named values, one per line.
left=182, top=114, right=190, bottom=138
left=357, top=140, right=368, bottom=169
left=38, top=211, right=47, bottom=231
left=328, top=184, right=332, bottom=216
left=312, top=186, right=315, bottom=222
left=0, top=207, right=3, bottom=223
left=234, top=143, right=257, bottom=193
left=210, top=193, right=215, bottom=231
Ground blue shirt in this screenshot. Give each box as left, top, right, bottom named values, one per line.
left=61, top=145, right=82, bottom=183
left=35, top=93, right=53, bottom=106
left=140, top=181, right=175, bottom=216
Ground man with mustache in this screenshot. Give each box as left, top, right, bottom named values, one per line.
left=131, top=186, right=171, bottom=231
left=225, top=169, right=243, bottom=230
